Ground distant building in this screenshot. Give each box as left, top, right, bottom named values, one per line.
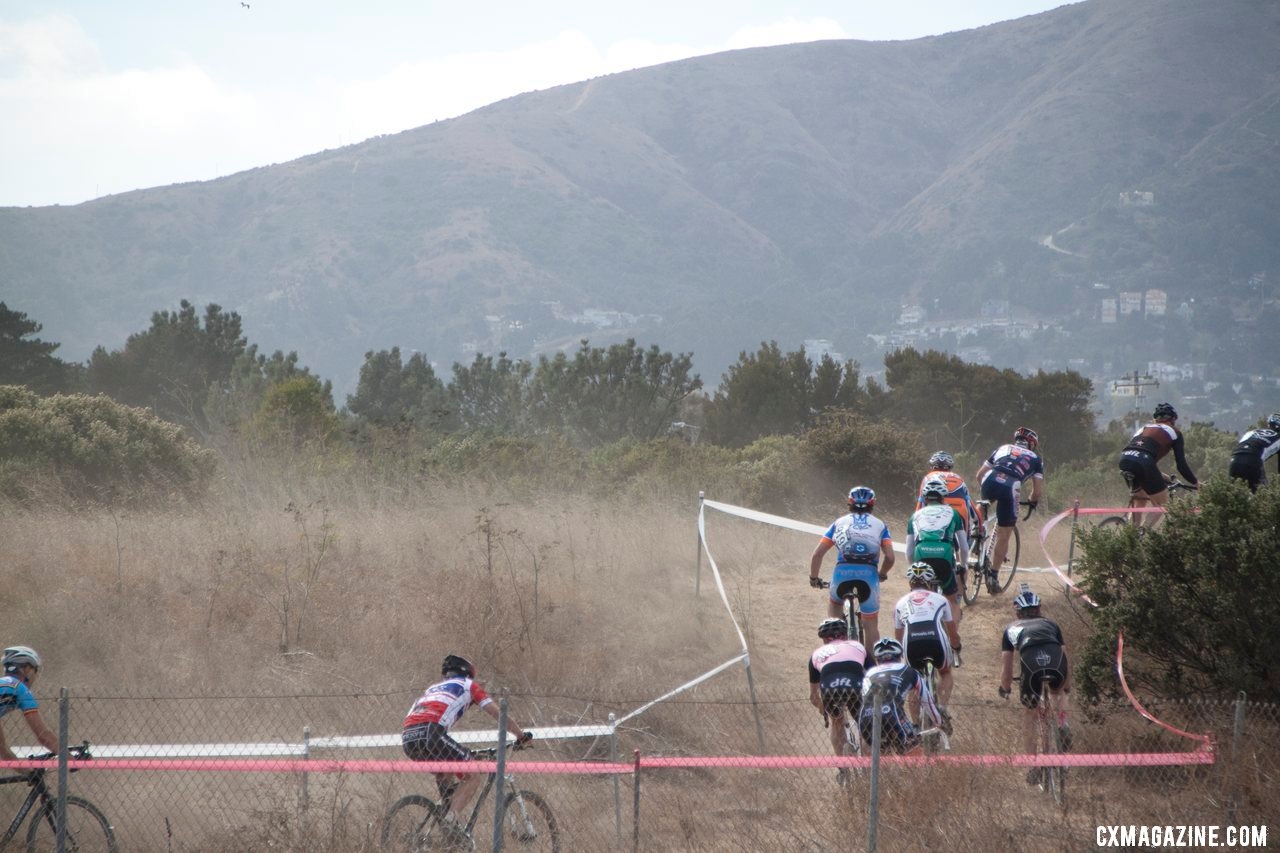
left=1118, top=292, right=1143, bottom=315
left=1120, top=190, right=1155, bottom=207
left=804, top=339, right=845, bottom=362
left=1144, top=289, right=1167, bottom=316
left=1101, top=299, right=1118, bottom=323
left=897, top=305, right=925, bottom=326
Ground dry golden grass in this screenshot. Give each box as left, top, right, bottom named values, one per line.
left=0, top=460, right=1272, bottom=851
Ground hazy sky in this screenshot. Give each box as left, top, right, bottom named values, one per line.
left=1, top=1, right=1071, bottom=208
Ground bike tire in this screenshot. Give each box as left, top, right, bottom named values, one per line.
left=994, top=524, right=1020, bottom=593
left=1038, top=685, right=1066, bottom=808
left=503, top=789, right=561, bottom=851
left=1096, top=515, right=1128, bottom=529
left=25, top=796, right=118, bottom=853
left=381, top=794, right=449, bottom=852
left=961, top=541, right=984, bottom=605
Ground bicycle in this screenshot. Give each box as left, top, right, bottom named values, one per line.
left=0, top=741, right=116, bottom=852
left=914, top=658, right=951, bottom=754
left=960, top=500, right=1033, bottom=605
left=381, top=741, right=559, bottom=852
left=1098, top=476, right=1194, bottom=530
left=817, top=577, right=870, bottom=645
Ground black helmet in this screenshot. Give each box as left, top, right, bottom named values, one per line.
left=1153, top=402, right=1177, bottom=421
left=817, top=618, right=847, bottom=641
left=929, top=451, right=954, bottom=470
left=1267, top=413, right=1280, bottom=431
left=441, top=654, right=476, bottom=679
left=1013, top=427, right=1039, bottom=451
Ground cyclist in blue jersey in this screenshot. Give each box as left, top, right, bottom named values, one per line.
left=976, top=427, right=1044, bottom=586
left=809, top=486, right=896, bottom=648
left=0, top=647, right=58, bottom=760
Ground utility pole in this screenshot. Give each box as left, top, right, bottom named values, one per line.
left=1112, top=369, right=1159, bottom=430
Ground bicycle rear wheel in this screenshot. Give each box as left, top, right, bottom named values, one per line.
left=994, top=525, right=1020, bottom=593
left=503, top=790, right=561, bottom=851
left=961, top=541, right=984, bottom=605
left=381, top=794, right=450, bottom=851
left=26, top=796, right=118, bottom=853
left=1096, top=515, right=1128, bottom=529
left=1038, top=686, right=1066, bottom=807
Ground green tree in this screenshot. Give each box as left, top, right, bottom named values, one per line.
left=251, top=376, right=339, bottom=446
left=1074, top=478, right=1280, bottom=702
left=529, top=339, right=702, bottom=446
left=704, top=341, right=814, bottom=447
left=811, top=354, right=866, bottom=414
left=205, top=346, right=333, bottom=441
left=801, top=410, right=928, bottom=505
left=448, top=352, right=534, bottom=433
left=347, top=347, right=451, bottom=429
left=0, top=303, right=76, bottom=394
left=86, top=300, right=247, bottom=431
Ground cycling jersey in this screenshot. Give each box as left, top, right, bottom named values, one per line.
left=905, top=504, right=967, bottom=596
left=1229, top=428, right=1280, bottom=491
left=982, top=444, right=1044, bottom=483
left=915, top=470, right=977, bottom=531
left=403, top=676, right=491, bottom=730
left=1121, top=422, right=1198, bottom=484
left=809, top=640, right=867, bottom=716
left=0, top=676, right=38, bottom=719
left=893, top=589, right=955, bottom=671
left=1002, top=617, right=1068, bottom=708
left=822, top=512, right=892, bottom=566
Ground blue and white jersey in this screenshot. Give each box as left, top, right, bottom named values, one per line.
left=983, top=444, right=1044, bottom=483
left=0, top=675, right=38, bottom=719
left=823, top=512, right=892, bottom=566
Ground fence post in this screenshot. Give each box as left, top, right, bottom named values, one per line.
left=631, top=750, right=641, bottom=853
left=57, top=688, right=69, bottom=853
left=492, top=698, right=510, bottom=853
left=300, top=726, right=311, bottom=813
left=741, top=657, right=767, bottom=753
left=609, top=713, right=621, bottom=844
left=695, top=491, right=705, bottom=598
left=1065, top=500, right=1080, bottom=578
left=867, top=686, right=881, bottom=853
left=1227, top=691, right=1246, bottom=824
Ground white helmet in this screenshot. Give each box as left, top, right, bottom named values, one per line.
left=3, top=646, right=41, bottom=672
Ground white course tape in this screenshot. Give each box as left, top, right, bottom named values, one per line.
left=701, top=498, right=907, bottom=555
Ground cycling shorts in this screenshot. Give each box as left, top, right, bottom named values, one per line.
left=1118, top=450, right=1167, bottom=496
left=979, top=473, right=1022, bottom=527
left=1228, top=455, right=1265, bottom=492
left=402, top=722, right=471, bottom=763
left=859, top=704, right=920, bottom=754
left=917, top=556, right=958, bottom=597
left=903, top=626, right=950, bottom=674
left=1018, top=644, right=1068, bottom=709
left=819, top=685, right=861, bottom=719
left=830, top=563, right=880, bottom=615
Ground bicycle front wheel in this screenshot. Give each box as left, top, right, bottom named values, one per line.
left=381, top=794, right=449, bottom=852
left=503, top=790, right=561, bottom=851
left=1096, top=515, right=1128, bottom=530
left=961, top=542, right=984, bottom=605
left=26, top=796, right=117, bottom=853
left=994, top=525, right=1020, bottom=592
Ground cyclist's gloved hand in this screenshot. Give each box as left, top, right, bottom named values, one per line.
left=997, top=686, right=1011, bottom=700
left=809, top=576, right=824, bottom=589
left=515, top=732, right=534, bottom=748
left=1026, top=501, right=1038, bottom=514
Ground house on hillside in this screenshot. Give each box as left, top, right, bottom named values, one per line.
left=1120, top=190, right=1155, bottom=207
left=1144, top=289, right=1167, bottom=316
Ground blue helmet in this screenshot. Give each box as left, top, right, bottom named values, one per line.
left=1013, top=590, right=1041, bottom=612
left=847, top=486, right=876, bottom=512
left=1267, top=413, right=1280, bottom=431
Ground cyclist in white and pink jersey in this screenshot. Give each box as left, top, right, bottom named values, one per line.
left=808, top=618, right=867, bottom=787
left=893, top=563, right=961, bottom=732
left=402, top=654, right=533, bottom=838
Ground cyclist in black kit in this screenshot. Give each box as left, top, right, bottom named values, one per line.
left=1228, top=413, right=1280, bottom=492
left=1117, top=402, right=1199, bottom=529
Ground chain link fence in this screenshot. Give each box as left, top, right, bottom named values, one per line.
left=6, top=681, right=1275, bottom=852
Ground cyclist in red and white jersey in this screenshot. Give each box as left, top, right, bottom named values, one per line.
left=1118, top=402, right=1199, bottom=528
left=402, top=654, right=533, bottom=839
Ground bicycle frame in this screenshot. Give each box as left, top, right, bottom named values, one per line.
left=0, top=771, right=51, bottom=849
left=915, top=660, right=950, bottom=752
left=1034, top=680, right=1066, bottom=806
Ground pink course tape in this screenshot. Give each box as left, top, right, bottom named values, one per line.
left=0, top=751, right=1210, bottom=773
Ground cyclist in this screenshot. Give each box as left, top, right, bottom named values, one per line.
left=1117, top=402, right=1199, bottom=528
left=809, top=486, right=896, bottom=649
left=808, top=618, right=868, bottom=786
left=1228, top=413, right=1280, bottom=492
left=916, top=451, right=979, bottom=537
left=0, top=647, right=58, bottom=761
left=892, top=562, right=960, bottom=732
left=975, top=427, right=1044, bottom=590
left=858, top=638, right=921, bottom=756
left=997, top=588, right=1072, bottom=784
left=402, top=654, right=534, bottom=846
left=905, top=475, right=969, bottom=638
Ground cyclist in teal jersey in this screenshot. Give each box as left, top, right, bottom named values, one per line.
left=0, top=647, right=58, bottom=760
